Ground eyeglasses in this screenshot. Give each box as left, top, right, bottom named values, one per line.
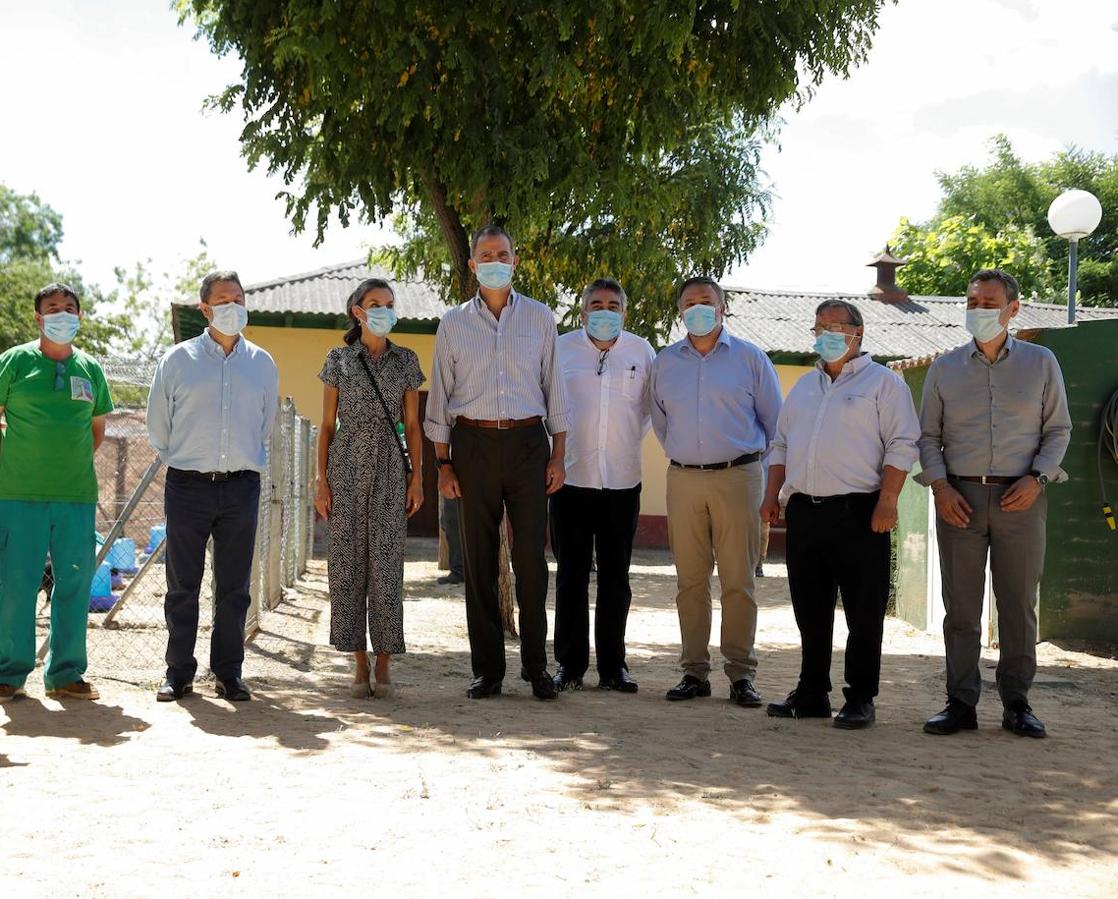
left=54, top=362, right=66, bottom=391
left=809, top=323, right=856, bottom=337
left=596, top=349, right=609, bottom=376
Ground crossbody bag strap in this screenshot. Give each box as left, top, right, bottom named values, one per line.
left=357, top=350, right=414, bottom=476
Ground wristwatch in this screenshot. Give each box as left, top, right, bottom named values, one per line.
left=436, top=458, right=454, bottom=468
left=1031, top=470, right=1049, bottom=488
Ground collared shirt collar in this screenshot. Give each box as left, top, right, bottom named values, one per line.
left=202, top=328, right=243, bottom=358
left=969, top=331, right=1015, bottom=364
left=580, top=328, right=627, bottom=351
left=471, top=288, right=518, bottom=313
left=815, top=351, right=872, bottom=379
left=678, top=323, right=730, bottom=356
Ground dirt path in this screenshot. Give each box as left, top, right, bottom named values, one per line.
left=4, top=542, right=1117, bottom=897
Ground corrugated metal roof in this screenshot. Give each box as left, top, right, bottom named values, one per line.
left=670, top=288, right=1118, bottom=359
left=242, top=260, right=455, bottom=321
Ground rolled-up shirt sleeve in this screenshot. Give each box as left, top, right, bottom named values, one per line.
left=879, top=372, right=920, bottom=472
left=541, top=321, right=570, bottom=436
left=914, top=365, right=947, bottom=486
left=423, top=322, right=455, bottom=445
left=146, top=356, right=172, bottom=457
left=1032, top=354, right=1072, bottom=481
left=768, top=402, right=789, bottom=467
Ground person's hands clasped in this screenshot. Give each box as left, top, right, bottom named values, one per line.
left=1000, top=475, right=1042, bottom=512
left=545, top=457, right=566, bottom=495
left=934, top=483, right=973, bottom=528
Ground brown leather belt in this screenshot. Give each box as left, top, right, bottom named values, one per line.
left=952, top=475, right=1022, bottom=485
left=456, top=415, right=542, bottom=430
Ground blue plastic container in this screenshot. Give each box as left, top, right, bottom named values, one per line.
left=89, top=562, right=117, bottom=612
left=146, top=524, right=167, bottom=554
left=108, top=538, right=138, bottom=574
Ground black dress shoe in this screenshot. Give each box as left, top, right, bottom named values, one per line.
left=834, top=699, right=875, bottom=729
left=522, top=670, right=558, bottom=701
left=1002, top=701, right=1046, bottom=738
left=729, top=678, right=763, bottom=708
left=156, top=680, right=193, bottom=702
left=466, top=675, right=503, bottom=699
left=598, top=668, right=638, bottom=694
left=666, top=675, right=711, bottom=701
left=766, top=689, right=832, bottom=719
left=755, top=564, right=765, bottom=578
left=553, top=667, right=583, bottom=692
left=215, top=678, right=252, bottom=702
left=923, top=697, right=977, bottom=735
left=437, top=572, right=464, bottom=585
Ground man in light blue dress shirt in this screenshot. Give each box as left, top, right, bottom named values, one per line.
left=147, top=270, right=278, bottom=703
left=650, top=276, right=782, bottom=706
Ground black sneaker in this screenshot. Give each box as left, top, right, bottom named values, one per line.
left=766, top=689, right=832, bottom=719
left=553, top=666, right=584, bottom=692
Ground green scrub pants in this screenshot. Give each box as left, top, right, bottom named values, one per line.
left=0, top=500, right=95, bottom=690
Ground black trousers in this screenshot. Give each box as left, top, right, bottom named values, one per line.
left=785, top=491, right=890, bottom=703
left=549, top=483, right=641, bottom=678
left=163, top=468, right=261, bottom=683
left=451, top=423, right=550, bottom=680
left=440, top=495, right=464, bottom=579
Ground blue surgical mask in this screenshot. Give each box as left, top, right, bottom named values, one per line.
left=363, top=306, right=397, bottom=337
left=210, top=302, right=248, bottom=336
left=682, top=304, right=718, bottom=337
left=475, top=261, right=513, bottom=291
left=965, top=308, right=1005, bottom=343
left=586, top=309, right=622, bottom=342
left=41, top=311, right=80, bottom=344
left=813, top=331, right=850, bottom=363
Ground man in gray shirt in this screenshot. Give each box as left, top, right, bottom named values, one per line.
left=916, top=269, right=1071, bottom=738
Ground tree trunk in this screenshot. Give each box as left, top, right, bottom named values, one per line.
left=424, top=175, right=517, bottom=637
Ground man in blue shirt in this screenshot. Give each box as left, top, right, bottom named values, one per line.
left=650, top=277, right=782, bottom=706
left=147, top=271, right=278, bottom=702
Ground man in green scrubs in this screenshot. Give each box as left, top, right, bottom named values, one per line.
left=0, top=283, right=113, bottom=702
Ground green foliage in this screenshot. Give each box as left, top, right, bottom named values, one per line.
left=0, top=185, right=64, bottom=264
left=892, top=136, right=1118, bottom=306
left=179, top=0, right=890, bottom=338
left=110, top=240, right=215, bottom=361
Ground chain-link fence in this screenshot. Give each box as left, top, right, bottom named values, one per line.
left=34, top=366, right=317, bottom=687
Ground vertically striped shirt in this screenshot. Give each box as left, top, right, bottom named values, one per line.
left=423, top=291, right=570, bottom=444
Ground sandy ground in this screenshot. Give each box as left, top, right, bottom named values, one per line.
left=3, top=539, right=1118, bottom=898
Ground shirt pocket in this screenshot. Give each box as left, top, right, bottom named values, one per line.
left=621, top=364, right=648, bottom=400
left=841, top=393, right=877, bottom=429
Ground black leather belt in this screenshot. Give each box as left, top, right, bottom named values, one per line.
left=169, top=467, right=253, bottom=482
left=792, top=491, right=879, bottom=505
left=670, top=452, right=760, bottom=471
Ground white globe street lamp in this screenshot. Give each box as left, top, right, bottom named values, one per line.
left=1047, top=189, right=1103, bottom=324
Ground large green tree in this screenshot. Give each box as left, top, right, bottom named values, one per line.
left=180, top=0, right=890, bottom=338
left=0, top=185, right=127, bottom=354
left=891, top=136, right=1118, bottom=306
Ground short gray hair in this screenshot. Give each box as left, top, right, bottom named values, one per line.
left=676, top=276, right=725, bottom=308
left=199, top=270, right=243, bottom=303
left=814, top=299, right=863, bottom=327
left=969, top=268, right=1020, bottom=303
left=580, top=277, right=627, bottom=312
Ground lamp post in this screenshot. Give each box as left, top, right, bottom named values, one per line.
left=1047, top=189, right=1103, bottom=324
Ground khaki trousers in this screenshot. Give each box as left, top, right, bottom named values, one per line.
left=666, top=462, right=763, bottom=682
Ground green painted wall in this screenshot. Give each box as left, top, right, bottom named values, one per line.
left=893, top=366, right=931, bottom=631
left=1031, top=319, right=1118, bottom=642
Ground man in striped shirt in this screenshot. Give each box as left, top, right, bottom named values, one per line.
left=424, top=224, right=570, bottom=701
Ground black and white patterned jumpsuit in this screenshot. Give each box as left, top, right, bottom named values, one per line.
left=318, top=342, right=424, bottom=653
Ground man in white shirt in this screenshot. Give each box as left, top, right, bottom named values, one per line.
left=760, top=300, right=919, bottom=729
left=147, top=270, right=278, bottom=703
left=550, top=278, right=655, bottom=693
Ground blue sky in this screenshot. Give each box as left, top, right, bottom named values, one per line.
left=1, top=0, right=1116, bottom=298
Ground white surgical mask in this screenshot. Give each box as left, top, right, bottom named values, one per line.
left=210, top=302, right=248, bottom=336
left=41, top=311, right=81, bottom=344
left=965, top=308, right=1005, bottom=343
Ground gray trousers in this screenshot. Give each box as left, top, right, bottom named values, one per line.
left=936, top=478, right=1046, bottom=708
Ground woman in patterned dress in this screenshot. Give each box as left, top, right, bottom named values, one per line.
left=314, top=278, right=424, bottom=697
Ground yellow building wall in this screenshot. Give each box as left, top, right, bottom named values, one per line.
left=246, top=321, right=813, bottom=518
left=243, top=325, right=436, bottom=422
